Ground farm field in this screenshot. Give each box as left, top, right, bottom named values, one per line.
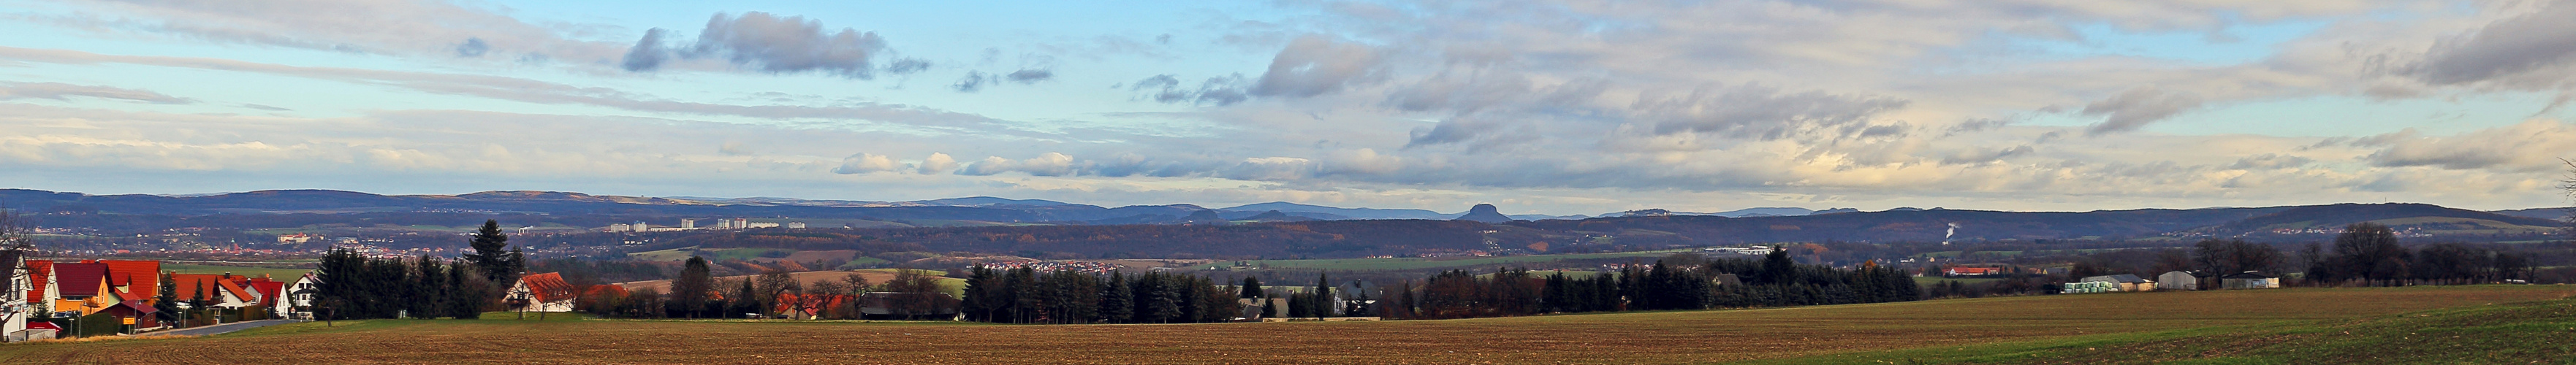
left=4, top=285, right=2568, bottom=364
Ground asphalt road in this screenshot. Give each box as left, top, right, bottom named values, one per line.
left=145, top=319, right=298, bottom=337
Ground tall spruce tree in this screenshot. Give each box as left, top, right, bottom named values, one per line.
left=1099, top=272, right=1133, bottom=323
left=1239, top=277, right=1264, bottom=299
left=462, top=220, right=517, bottom=283
left=1311, top=272, right=1332, bottom=318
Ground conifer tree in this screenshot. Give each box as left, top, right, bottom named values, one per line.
left=1239, top=277, right=1264, bottom=299
left=462, top=220, right=517, bottom=283
left=1099, top=272, right=1133, bottom=323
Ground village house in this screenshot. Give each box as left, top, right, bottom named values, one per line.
left=98, top=300, right=161, bottom=334
left=2, top=251, right=29, bottom=342
left=23, top=260, right=56, bottom=313
left=771, top=292, right=852, bottom=320
left=243, top=274, right=287, bottom=318
left=50, top=262, right=117, bottom=315
left=2156, top=271, right=2199, bottom=291
left=2222, top=272, right=2281, bottom=289
left=282, top=272, right=320, bottom=320
left=505, top=272, right=578, bottom=312
left=168, top=274, right=259, bottom=310
left=1943, top=266, right=2006, bottom=277
left=94, top=260, right=162, bottom=304
left=2080, top=274, right=2157, bottom=292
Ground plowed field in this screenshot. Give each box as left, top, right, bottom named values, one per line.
left=5, top=285, right=2568, bottom=364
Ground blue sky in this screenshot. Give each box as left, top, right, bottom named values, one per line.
left=4, top=0, right=2575, bottom=215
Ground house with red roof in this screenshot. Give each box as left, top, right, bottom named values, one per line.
left=99, top=300, right=161, bottom=334
left=772, top=293, right=857, bottom=320
left=91, top=260, right=162, bottom=304
left=506, top=272, right=577, bottom=312
left=50, top=262, right=117, bottom=316
left=23, top=260, right=56, bottom=309
left=168, top=274, right=258, bottom=310
left=1942, top=266, right=2006, bottom=277
left=244, top=274, right=287, bottom=317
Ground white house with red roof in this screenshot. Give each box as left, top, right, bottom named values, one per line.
left=168, top=274, right=257, bottom=310
left=281, top=272, right=320, bottom=320
left=506, top=272, right=577, bottom=312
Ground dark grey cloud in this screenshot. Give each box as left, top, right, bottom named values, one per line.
left=1250, top=35, right=1383, bottom=98
left=953, top=71, right=989, bottom=92
left=619, top=28, right=669, bottom=72
left=1005, top=69, right=1055, bottom=84
left=2404, top=1, right=2576, bottom=85
left=455, top=37, right=488, bottom=58
left=1944, top=118, right=2013, bottom=136
left=240, top=104, right=290, bottom=111
left=2081, top=86, right=2203, bottom=136
left=685, top=12, right=888, bottom=78
left=1941, top=145, right=2035, bottom=164
left=1130, top=74, right=1251, bottom=105
left=885, top=58, right=932, bottom=74
left=1407, top=116, right=1538, bottom=150
left=2227, top=153, right=2314, bottom=169
left=0, top=82, right=193, bottom=104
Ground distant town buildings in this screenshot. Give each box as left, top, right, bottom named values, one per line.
left=604, top=218, right=806, bottom=232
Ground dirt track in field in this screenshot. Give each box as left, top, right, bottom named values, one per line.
left=4, top=285, right=2569, bottom=364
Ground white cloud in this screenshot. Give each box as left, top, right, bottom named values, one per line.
left=832, top=153, right=900, bottom=174
left=2360, top=119, right=2576, bottom=172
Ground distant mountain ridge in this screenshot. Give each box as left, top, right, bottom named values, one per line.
left=0, top=188, right=2563, bottom=245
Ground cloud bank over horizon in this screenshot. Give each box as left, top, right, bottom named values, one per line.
left=2, top=0, right=2575, bottom=215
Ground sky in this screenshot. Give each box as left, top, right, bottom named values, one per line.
left=4, top=0, right=2576, bottom=215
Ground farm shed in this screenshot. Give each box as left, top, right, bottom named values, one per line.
left=2080, top=274, right=2156, bottom=292
left=2156, top=271, right=2198, bottom=291
left=2059, top=281, right=2113, bottom=294
left=2221, top=272, right=2280, bottom=289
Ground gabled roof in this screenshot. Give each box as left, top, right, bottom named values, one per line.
left=247, top=279, right=286, bottom=306
left=107, top=299, right=156, bottom=315
left=25, top=260, right=51, bottom=302
left=519, top=272, right=577, bottom=302
left=2221, top=272, right=2279, bottom=279
left=170, top=274, right=256, bottom=303
left=96, top=260, right=161, bottom=299
left=52, top=263, right=109, bottom=297
left=584, top=285, right=628, bottom=298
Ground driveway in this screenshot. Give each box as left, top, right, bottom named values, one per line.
left=145, top=319, right=299, bottom=337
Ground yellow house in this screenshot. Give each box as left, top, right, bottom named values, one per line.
left=50, top=263, right=120, bottom=316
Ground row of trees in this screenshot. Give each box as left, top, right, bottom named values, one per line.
left=1381, top=249, right=1920, bottom=320
left=314, top=250, right=498, bottom=319
left=577, top=256, right=953, bottom=320
left=314, top=220, right=523, bottom=320
left=2303, top=223, right=2532, bottom=285
left=959, top=266, right=1240, bottom=324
